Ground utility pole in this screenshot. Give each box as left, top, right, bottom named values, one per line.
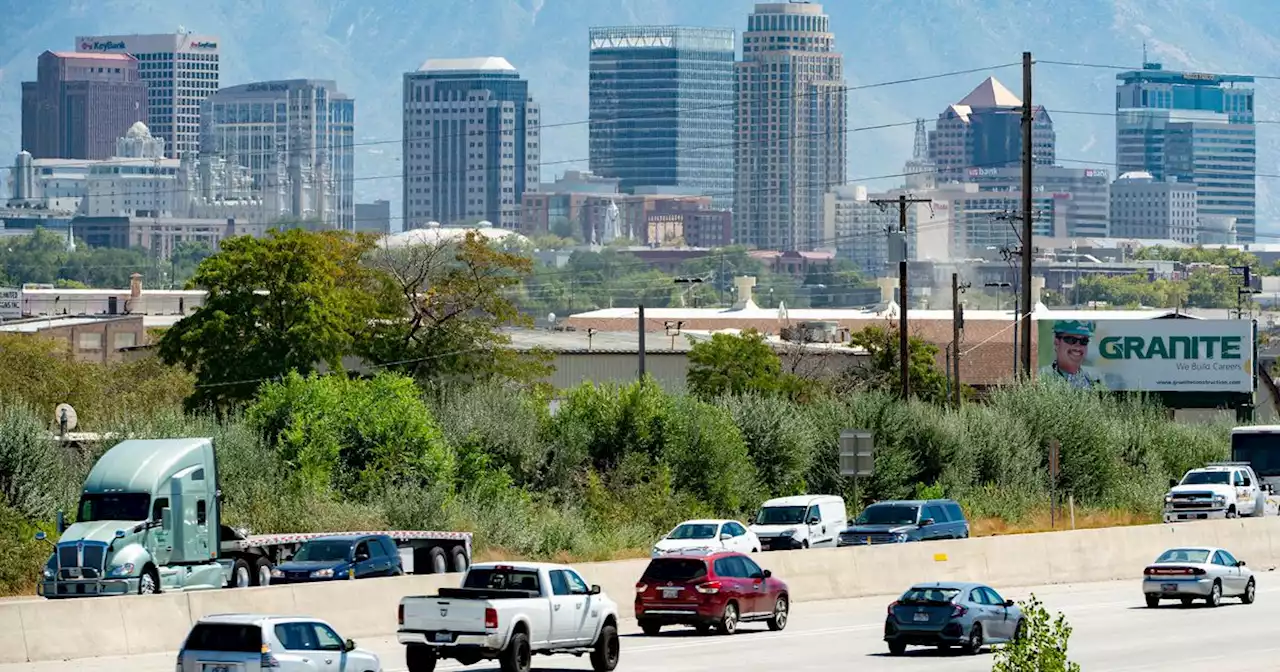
left=951, top=273, right=968, bottom=408
left=1019, top=51, right=1034, bottom=378
left=637, top=304, right=646, bottom=381
left=873, top=193, right=932, bottom=399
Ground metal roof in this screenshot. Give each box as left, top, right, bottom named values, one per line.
left=417, top=56, right=516, bottom=73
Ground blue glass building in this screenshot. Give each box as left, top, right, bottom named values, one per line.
left=588, top=26, right=735, bottom=207
left=1115, top=63, right=1255, bottom=242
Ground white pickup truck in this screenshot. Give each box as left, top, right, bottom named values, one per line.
left=1164, top=463, right=1266, bottom=523
left=397, top=561, right=620, bottom=672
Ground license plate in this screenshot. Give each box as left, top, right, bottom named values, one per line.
left=202, top=666, right=232, bottom=672
left=433, top=632, right=452, bottom=643
left=913, top=612, right=929, bottom=622
left=662, top=588, right=680, bottom=598
left=1162, top=583, right=1178, bottom=592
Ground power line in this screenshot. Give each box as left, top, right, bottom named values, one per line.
left=1037, top=59, right=1280, bottom=81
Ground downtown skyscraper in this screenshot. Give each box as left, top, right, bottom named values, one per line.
left=734, top=2, right=846, bottom=251
left=1115, top=62, right=1256, bottom=242
left=588, top=26, right=736, bottom=207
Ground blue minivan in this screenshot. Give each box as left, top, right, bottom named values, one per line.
left=270, top=533, right=403, bottom=584
left=838, top=499, right=969, bottom=546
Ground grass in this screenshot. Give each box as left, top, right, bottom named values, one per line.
left=971, top=507, right=1158, bottom=537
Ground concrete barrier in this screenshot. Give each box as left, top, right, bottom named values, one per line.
left=12, top=516, right=1280, bottom=664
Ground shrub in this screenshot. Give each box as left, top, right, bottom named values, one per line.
left=991, top=593, right=1081, bottom=672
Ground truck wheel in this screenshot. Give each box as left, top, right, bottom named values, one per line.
left=138, top=567, right=160, bottom=595
left=230, top=559, right=251, bottom=588
left=428, top=547, right=448, bottom=574
left=590, top=622, right=620, bottom=671
left=253, top=557, right=272, bottom=586
left=499, top=631, right=532, bottom=672
left=405, top=644, right=437, bottom=672
left=451, top=546, right=469, bottom=573
left=1227, top=506, right=1238, bottom=519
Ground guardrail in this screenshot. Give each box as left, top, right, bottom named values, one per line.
left=2, top=516, right=1275, bottom=664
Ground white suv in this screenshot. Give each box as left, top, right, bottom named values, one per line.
left=1164, top=463, right=1265, bottom=522
left=177, top=614, right=382, bottom=672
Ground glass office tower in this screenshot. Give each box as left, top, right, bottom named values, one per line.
left=589, top=26, right=735, bottom=207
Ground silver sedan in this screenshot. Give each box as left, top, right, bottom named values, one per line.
left=1142, top=546, right=1256, bottom=608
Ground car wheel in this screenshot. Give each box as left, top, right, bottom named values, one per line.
left=888, top=640, right=907, bottom=656
left=752, top=547, right=759, bottom=553
left=138, top=568, right=159, bottom=595
left=963, top=624, right=983, bottom=655
left=499, top=630, right=532, bottom=672
left=717, top=602, right=739, bottom=635
left=1226, top=506, right=1238, bottom=519
left=406, top=644, right=437, bottom=672
left=1243, top=577, right=1257, bottom=605
left=451, top=546, right=469, bottom=573
left=640, top=622, right=661, bottom=636
left=1207, top=581, right=1222, bottom=608
left=253, top=557, right=272, bottom=586
left=1145, top=594, right=1160, bottom=608
left=1012, top=619, right=1024, bottom=641
left=767, top=595, right=789, bottom=631
left=428, top=547, right=448, bottom=574
left=590, top=622, right=620, bottom=672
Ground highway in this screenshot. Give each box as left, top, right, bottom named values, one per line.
left=3, top=577, right=1277, bottom=671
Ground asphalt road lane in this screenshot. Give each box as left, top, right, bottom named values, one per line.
left=4, top=577, right=1279, bottom=671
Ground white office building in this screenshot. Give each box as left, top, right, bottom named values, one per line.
left=1109, top=171, right=1199, bottom=243
left=402, top=57, right=540, bottom=230
left=75, top=31, right=221, bottom=158
left=201, top=79, right=355, bottom=229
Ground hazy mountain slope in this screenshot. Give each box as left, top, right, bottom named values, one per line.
left=0, top=0, right=1274, bottom=232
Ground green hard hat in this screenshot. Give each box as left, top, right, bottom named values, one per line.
left=1052, top=320, right=1095, bottom=337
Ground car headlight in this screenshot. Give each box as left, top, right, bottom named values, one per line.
left=781, top=528, right=797, bottom=537
left=310, top=568, right=336, bottom=578
left=270, top=568, right=285, bottom=578
left=1164, top=494, right=1173, bottom=504
left=107, top=563, right=135, bottom=578
left=42, top=566, right=54, bottom=579
left=1213, top=495, right=1227, bottom=505
left=895, top=532, right=908, bottom=542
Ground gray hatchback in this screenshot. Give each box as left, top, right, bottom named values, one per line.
left=884, top=582, right=1023, bottom=655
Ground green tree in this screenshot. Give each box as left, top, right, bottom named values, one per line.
left=845, top=324, right=948, bottom=402
left=548, top=215, right=581, bottom=242
left=158, top=228, right=380, bottom=410
left=362, top=230, right=549, bottom=386
left=686, top=329, right=787, bottom=399
left=991, top=594, right=1081, bottom=672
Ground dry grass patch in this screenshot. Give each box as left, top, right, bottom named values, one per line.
left=972, top=508, right=1157, bottom=537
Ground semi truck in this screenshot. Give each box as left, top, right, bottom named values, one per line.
left=36, top=437, right=473, bottom=598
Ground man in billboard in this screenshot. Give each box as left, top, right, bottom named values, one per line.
left=1039, top=320, right=1105, bottom=390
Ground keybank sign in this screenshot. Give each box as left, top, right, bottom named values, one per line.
left=80, top=40, right=126, bottom=51
left=1099, top=335, right=1244, bottom=361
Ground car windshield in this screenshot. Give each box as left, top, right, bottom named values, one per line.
left=291, top=541, right=351, bottom=562
left=642, top=558, right=708, bottom=582
left=76, top=493, right=150, bottom=522
left=1155, top=549, right=1211, bottom=564
left=1180, top=471, right=1230, bottom=485
left=900, top=587, right=960, bottom=604
left=668, top=524, right=718, bottom=540
left=856, top=504, right=920, bottom=526
left=755, top=506, right=806, bottom=525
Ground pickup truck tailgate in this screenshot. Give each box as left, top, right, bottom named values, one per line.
left=403, top=596, right=491, bottom=634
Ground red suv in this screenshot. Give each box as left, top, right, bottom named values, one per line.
left=634, top=551, right=789, bottom=636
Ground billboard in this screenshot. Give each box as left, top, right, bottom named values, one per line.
left=1036, top=318, right=1253, bottom=393
left=0, top=288, right=19, bottom=320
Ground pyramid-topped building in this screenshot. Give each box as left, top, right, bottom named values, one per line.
left=929, top=76, right=1054, bottom=182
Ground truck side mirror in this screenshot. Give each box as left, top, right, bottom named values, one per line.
left=589, top=584, right=602, bottom=595
left=161, top=507, right=172, bottom=531
left=343, top=638, right=356, bottom=652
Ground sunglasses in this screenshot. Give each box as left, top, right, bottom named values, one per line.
left=1057, top=335, right=1089, bottom=346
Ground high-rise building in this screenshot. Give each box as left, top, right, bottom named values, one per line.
left=402, top=57, right=539, bottom=230
left=75, top=32, right=221, bottom=158
left=735, top=2, right=846, bottom=251
left=588, top=26, right=735, bottom=207
left=929, top=77, right=1054, bottom=183
left=201, top=79, right=356, bottom=229
left=1115, top=62, right=1255, bottom=241
left=1109, top=171, right=1198, bottom=243
left=951, top=166, right=1109, bottom=254
left=21, top=50, right=147, bottom=160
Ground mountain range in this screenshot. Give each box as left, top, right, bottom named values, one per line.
left=0, top=0, right=1275, bottom=233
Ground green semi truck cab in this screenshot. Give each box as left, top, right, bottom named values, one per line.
left=37, top=436, right=474, bottom=598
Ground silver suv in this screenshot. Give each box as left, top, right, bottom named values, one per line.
left=177, top=614, right=381, bottom=672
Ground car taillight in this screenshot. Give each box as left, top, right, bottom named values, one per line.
left=398, top=604, right=404, bottom=625
left=695, top=581, right=721, bottom=594
left=951, top=604, right=967, bottom=618
left=887, top=600, right=899, bottom=615
left=635, top=583, right=647, bottom=593
left=485, top=607, right=498, bottom=629
left=1145, top=566, right=1204, bottom=576
left=260, top=644, right=280, bottom=668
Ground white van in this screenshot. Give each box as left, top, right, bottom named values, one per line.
left=748, top=495, right=847, bottom=551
